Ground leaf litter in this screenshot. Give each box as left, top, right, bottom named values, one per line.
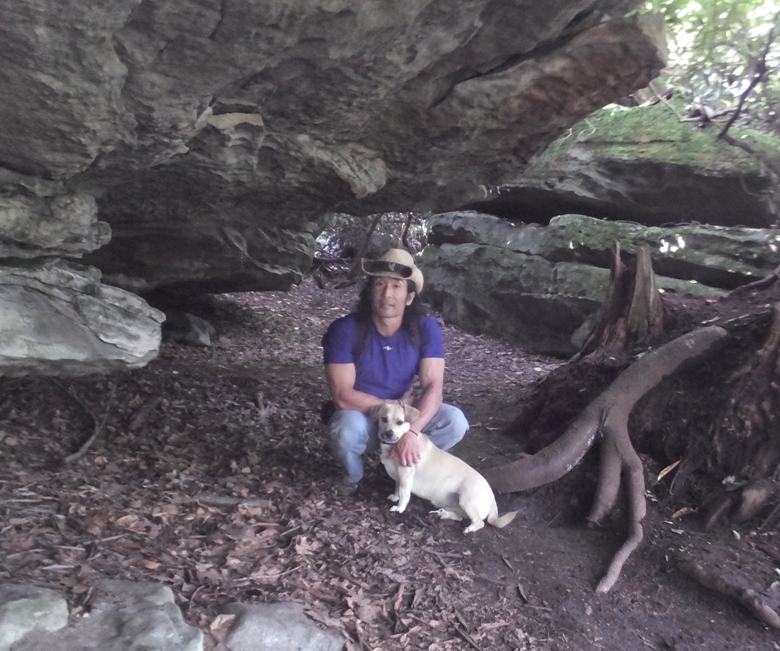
left=1, top=277, right=779, bottom=651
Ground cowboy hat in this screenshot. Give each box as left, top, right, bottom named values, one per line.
left=361, top=248, right=424, bottom=294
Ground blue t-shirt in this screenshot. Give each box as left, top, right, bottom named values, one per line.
left=322, top=314, right=445, bottom=400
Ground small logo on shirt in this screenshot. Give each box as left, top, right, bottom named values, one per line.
left=383, top=346, right=393, bottom=351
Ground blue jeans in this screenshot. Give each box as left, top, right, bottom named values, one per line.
left=327, top=404, right=469, bottom=483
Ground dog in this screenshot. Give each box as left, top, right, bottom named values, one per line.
left=368, top=403, right=517, bottom=534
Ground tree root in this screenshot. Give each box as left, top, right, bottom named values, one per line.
left=676, top=557, right=780, bottom=629
left=52, top=379, right=116, bottom=464
left=485, top=326, right=728, bottom=592
left=704, top=479, right=780, bottom=530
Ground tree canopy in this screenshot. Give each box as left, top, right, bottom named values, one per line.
left=639, top=0, right=780, bottom=134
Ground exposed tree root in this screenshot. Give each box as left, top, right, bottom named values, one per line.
left=485, top=326, right=728, bottom=592
left=704, top=479, right=780, bottom=531
left=676, top=557, right=780, bottom=629
left=489, top=241, right=731, bottom=592
left=704, top=304, right=780, bottom=530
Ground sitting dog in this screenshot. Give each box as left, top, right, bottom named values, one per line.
left=368, top=403, right=517, bottom=534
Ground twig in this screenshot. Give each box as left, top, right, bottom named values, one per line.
left=423, top=548, right=451, bottom=568
left=54, top=380, right=116, bottom=463
left=718, top=14, right=778, bottom=140
left=195, top=494, right=273, bottom=509
left=128, top=396, right=162, bottom=431
left=500, top=552, right=515, bottom=571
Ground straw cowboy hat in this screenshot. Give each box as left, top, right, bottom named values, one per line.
left=361, top=248, right=424, bottom=294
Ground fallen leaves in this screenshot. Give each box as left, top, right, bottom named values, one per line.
left=0, top=282, right=563, bottom=651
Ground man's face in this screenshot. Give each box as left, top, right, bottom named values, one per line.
left=370, top=277, right=415, bottom=320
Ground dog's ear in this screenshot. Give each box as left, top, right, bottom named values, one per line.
left=403, top=404, right=420, bottom=423
left=366, top=404, right=385, bottom=421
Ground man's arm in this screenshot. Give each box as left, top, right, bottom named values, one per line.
left=325, top=363, right=387, bottom=412
left=391, top=357, right=444, bottom=466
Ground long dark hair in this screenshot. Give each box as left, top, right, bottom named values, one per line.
left=353, top=278, right=427, bottom=359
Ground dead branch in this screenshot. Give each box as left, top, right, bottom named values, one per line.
left=348, top=213, right=383, bottom=277
left=718, top=15, right=778, bottom=141
left=485, top=326, right=728, bottom=592
left=128, top=396, right=162, bottom=432
left=727, top=265, right=780, bottom=298
left=195, top=494, right=274, bottom=509
left=52, top=380, right=116, bottom=464
left=677, top=558, right=780, bottom=629
left=401, top=213, right=413, bottom=251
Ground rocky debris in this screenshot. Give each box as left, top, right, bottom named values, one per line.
left=0, top=585, right=68, bottom=651
left=161, top=310, right=217, bottom=347
left=0, top=171, right=164, bottom=377
left=0, top=192, right=110, bottom=260
left=3, top=580, right=204, bottom=651
left=466, top=102, right=776, bottom=228
left=0, top=259, right=163, bottom=377
left=420, top=211, right=779, bottom=355
left=220, top=602, right=344, bottom=651
left=2, top=0, right=666, bottom=299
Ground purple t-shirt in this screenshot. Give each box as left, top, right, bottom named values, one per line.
left=322, top=314, right=445, bottom=400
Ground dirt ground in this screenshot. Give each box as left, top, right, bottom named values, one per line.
left=1, top=277, right=779, bottom=651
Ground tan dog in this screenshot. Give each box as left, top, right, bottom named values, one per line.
left=369, top=403, right=517, bottom=534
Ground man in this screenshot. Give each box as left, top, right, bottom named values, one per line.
left=321, top=248, right=469, bottom=492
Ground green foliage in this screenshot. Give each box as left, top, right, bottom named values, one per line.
left=637, top=0, right=780, bottom=133
left=316, top=212, right=428, bottom=259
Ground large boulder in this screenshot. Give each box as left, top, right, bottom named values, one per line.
left=421, top=212, right=779, bottom=356
left=1, top=0, right=667, bottom=298
left=0, top=259, right=163, bottom=377
left=464, top=102, right=777, bottom=228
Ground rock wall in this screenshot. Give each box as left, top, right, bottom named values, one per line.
left=421, top=212, right=779, bottom=356
left=2, top=0, right=666, bottom=297
left=0, top=174, right=163, bottom=376
left=465, top=102, right=777, bottom=228
left=1, top=0, right=671, bottom=375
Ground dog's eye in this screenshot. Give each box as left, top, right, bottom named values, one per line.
left=396, top=420, right=403, bottom=426
left=381, top=416, right=388, bottom=422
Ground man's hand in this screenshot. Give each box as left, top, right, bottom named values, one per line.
left=388, top=431, right=421, bottom=466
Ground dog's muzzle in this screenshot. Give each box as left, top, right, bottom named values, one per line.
left=378, top=431, right=398, bottom=444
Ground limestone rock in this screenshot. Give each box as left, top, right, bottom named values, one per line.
left=9, top=580, right=203, bottom=651
left=0, top=193, right=110, bottom=259
left=2, top=0, right=666, bottom=296
left=162, top=310, right=217, bottom=347
left=420, top=212, right=753, bottom=356
left=222, top=602, right=344, bottom=651
left=428, top=212, right=780, bottom=289
left=466, top=102, right=776, bottom=228
left=0, top=259, right=164, bottom=376
left=0, top=585, right=67, bottom=651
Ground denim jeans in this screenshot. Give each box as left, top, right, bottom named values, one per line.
left=327, top=404, right=469, bottom=483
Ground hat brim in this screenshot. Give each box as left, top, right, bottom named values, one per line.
left=361, top=258, right=424, bottom=294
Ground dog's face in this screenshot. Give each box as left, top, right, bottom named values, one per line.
left=368, top=403, right=420, bottom=444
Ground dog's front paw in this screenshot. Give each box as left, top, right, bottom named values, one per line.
left=388, top=493, right=399, bottom=502
left=390, top=504, right=407, bottom=513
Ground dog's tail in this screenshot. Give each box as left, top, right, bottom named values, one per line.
left=487, top=501, right=518, bottom=528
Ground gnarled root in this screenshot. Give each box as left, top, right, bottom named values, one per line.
left=677, top=557, right=780, bottom=629
left=485, top=326, right=728, bottom=592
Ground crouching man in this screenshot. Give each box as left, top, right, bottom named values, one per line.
left=321, top=248, right=469, bottom=494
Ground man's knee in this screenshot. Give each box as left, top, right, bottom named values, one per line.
left=427, top=404, right=469, bottom=450
left=440, top=404, right=469, bottom=445
left=327, top=410, right=376, bottom=455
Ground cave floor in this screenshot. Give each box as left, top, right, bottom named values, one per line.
left=1, top=277, right=778, bottom=651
